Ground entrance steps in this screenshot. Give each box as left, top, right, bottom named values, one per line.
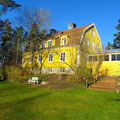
left=88, top=77, right=116, bottom=91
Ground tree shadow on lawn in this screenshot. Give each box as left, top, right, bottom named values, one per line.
left=0, top=92, right=51, bottom=110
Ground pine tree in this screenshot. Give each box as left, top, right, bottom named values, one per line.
left=0, top=0, right=21, bottom=15
left=0, top=19, right=14, bottom=65
left=13, top=26, right=24, bottom=66
left=113, top=19, right=120, bottom=48
left=105, top=42, right=113, bottom=50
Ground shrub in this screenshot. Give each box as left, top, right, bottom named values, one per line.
left=3, top=66, right=30, bottom=82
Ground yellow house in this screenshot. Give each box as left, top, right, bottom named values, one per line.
left=23, top=23, right=102, bottom=74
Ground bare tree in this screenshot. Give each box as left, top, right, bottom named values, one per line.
left=14, top=7, right=51, bottom=31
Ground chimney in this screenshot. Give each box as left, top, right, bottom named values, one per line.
left=68, top=23, right=77, bottom=30
left=50, top=29, right=57, bottom=34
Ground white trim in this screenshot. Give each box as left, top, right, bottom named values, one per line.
left=54, top=35, right=60, bottom=38
left=91, top=41, right=94, bottom=50
left=47, top=39, right=52, bottom=47
left=80, top=23, right=102, bottom=51
left=61, top=37, right=67, bottom=45
left=48, top=53, right=54, bottom=62
left=85, top=38, right=89, bottom=46
left=60, top=52, right=66, bottom=62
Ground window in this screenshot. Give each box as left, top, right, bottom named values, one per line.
left=41, top=42, right=45, bottom=48
left=112, top=54, right=116, bottom=61
left=60, top=52, right=66, bottom=61
left=91, top=29, right=95, bottom=36
left=85, top=38, right=89, bottom=46
left=96, top=45, right=99, bottom=52
left=91, top=41, right=94, bottom=49
left=104, top=55, right=109, bottom=61
left=61, top=37, right=67, bottom=45
left=93, top=56, right=97, bottom=61
left=47, top=40, right=52, bottom=47
left=48, top=67, right=52, bottom=72
left=88, top=56, right=92, bottom=62
left=29, top=56, right=32, bottom=63
left=111, top=54, right=120, bottom=61
left=117, top=54, right=120, bottom=60
left=60, top=67, right=65, bottom=73
left=38, top=54, right=42, bottom=63
left=48, top=53, right=53, bottom=62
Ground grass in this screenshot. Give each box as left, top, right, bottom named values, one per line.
left=0, top=81, right=120, bottom=120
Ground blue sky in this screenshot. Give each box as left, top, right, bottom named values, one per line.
left=2, top=0, right=120, bottom=47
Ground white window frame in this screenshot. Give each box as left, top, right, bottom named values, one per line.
left=41, top=42, right=45, bottom=48
left=111, top=54, right=120, bottom=61
left=38, top=54, right=42, bottom=63
left=91, top=29, right=95, bottom=36
left=60, top=52, right=66, bottom=62
left=61, top=37, right=67, bottom=45
left=96, top=44, right=99, bottom=52
left=85, top=38, right=89, bottom=46
left=47, top=40, right=52, bottom=47
left=91, top=41, right=94, bottom=50
left=48, top=53, right=54, bottom=62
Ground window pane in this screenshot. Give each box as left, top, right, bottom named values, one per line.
left=85, top=38, right=89, bottom=46
left=117, top=54, right=120, bottom=60
left=41, top=42, right=45, bottom=48
left=62, top=37, right=66, bottom=45
left=88, top=56, right=92, bottom=62
left=38, top=54, right=42, bottom=63
left=60, top=67, right=65, bottom=73
left=96, top=45, right=99, bottom=52
left=91, top=41, right=94, bottom=49
left=60, top=52, right=65, bottom=61
left=112, top=54, right=116, bottom=61
left=104, top=55, right=109, bottom=61
left=93, top=56, right=97, bottom=61
left=48, top=40, right=52, bottom=47
left=91, top=29, right=95, bottom=36
left=48, top=54, right=53, bottom=62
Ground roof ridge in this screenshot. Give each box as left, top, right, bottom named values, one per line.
left=55, top=23, right=93, bottom=35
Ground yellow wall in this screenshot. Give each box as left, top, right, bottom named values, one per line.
left=23, top=45, right=78, bottom=68
left=87, top=52, right=120, bottom=76
left=80, top=26, right=102, bottom=63
left=83, top=26, right=102, bottom=53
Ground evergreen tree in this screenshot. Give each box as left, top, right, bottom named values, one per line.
left=113, top=19, right=120, bottom=48
left=0, top=0, right=21, bottom=15
left=105, top=42, right=113, bottom=50
left=13, top=26, right=24, bottom=66
left=0, top=19, right=14, bottom=65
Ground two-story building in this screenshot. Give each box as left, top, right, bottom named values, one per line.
left=23, top=23, right=102, bottom=74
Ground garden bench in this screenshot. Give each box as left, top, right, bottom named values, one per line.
left=28, top=77, right=39, bottom=84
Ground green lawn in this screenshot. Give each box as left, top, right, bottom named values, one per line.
left=0, top=81, right=120, bottom=120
